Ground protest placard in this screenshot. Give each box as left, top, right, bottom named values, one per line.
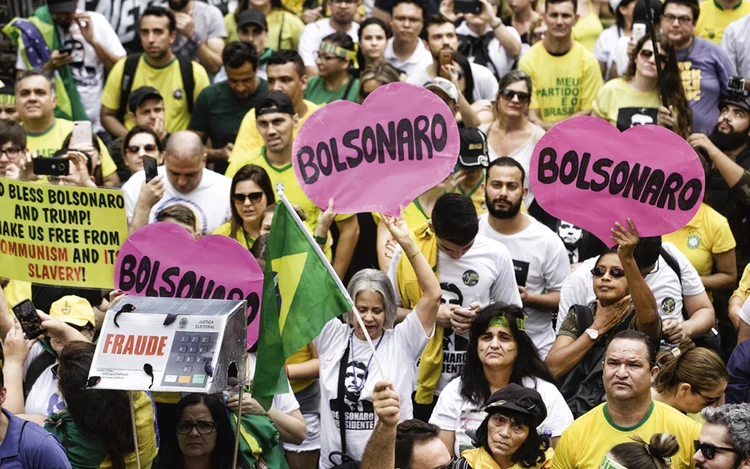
left=530, top=117, right=704, bottom=245
left=292, top=82, right=460, bottom=216
left=115, top=223, right=264, bottom=348
left=0, top=179, right=127, bottom=288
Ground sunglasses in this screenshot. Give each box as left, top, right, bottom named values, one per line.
left=639, top=49, right=668, bottom=64
left=499, top=89, right=531, bottom=103
left=696, top=390, right=722, bottom=406
left=127, top=144, right=158, bottom=153
left=591, top=266, right=626, bottom=278
left=232, top=192, right=264, bottom=203
left=694, top=440, right=738, bottom=460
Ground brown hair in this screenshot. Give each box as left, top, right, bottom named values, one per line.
left=608, top=434, right=680, bottom=469
left=654, top=339, right=728, bottom=394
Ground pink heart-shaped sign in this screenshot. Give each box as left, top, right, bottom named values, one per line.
left=292, top=82, right=460, bottom=216
left=114, top=223, right=263, bottom=347
left=530, top=117, right=705, bottom=246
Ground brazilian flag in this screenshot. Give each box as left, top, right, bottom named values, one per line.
left=252, top=191, right=351, bottom=408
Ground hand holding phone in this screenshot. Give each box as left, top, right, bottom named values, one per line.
left=12, top=300, right=44, bottom=339
left=143, top=156, right=158, bottom=182
left=71, top=121, right=93, bottom=149
left=33, top=157, right=70, bottom=177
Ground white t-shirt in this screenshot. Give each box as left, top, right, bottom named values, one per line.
left=456, top=22, right=521, bottom=80
left=430, top=376, right=573, bottom=456
left=298, top=19, right=360, bottom=67
left=17, top=11, right=126, bottom=133
left=610, top=34, right=632, bottom=78
left=312, top=311, right=433, bottom=469
left=406, top=62, right=499, bottom=103
left=557, top=242, right=706, bottom=333
left=388, top=235, right=523, bottom=394
left=593, top=25, right=625, bottom=78
left=383, top=37, right=434, bottom=79
left=477, top=213, right=570, bottom=358
left=246, top=354, right=299, bottom=415
left=122, top=166, right=232, bottom=236
left=22, top=342, right=67, bottom=416
left=722, top=15, right=750, bottom=78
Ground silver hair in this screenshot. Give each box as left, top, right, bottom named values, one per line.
left=702, top=404, right=750, bottom=458
left=345, top=269, right=397, bottom=330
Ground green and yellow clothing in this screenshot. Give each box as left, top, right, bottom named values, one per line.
left=454, top=173, right=487, bottom=216
left=45, top=391, right=158, bottom=469
left=460, top=447, right=553, bottom=469
left=519, top=42, right=603, bottom=123
left=664, top=202, right=736, bottom=301
left=213, top=222, right=257, bottom=250
left=572, top=0, right=604, bottom=51
left=592, top=77, right=661, bottom=131
left=101, top=55, right=210, bottom=134
left=224, top=10, right=305, bottom=51
left=550, top=401, right=701, bottom=469
left=25, top=118, right=117, bottom=178
left=229, top=99, right=320, bottom=166
left=695, top=0, right=750, bottom=43
left=304, top=75, right=359, bottom=105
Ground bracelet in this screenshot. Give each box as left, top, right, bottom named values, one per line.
left=314, top=234, right=328, bottom=245
left=407, top=250, right=420, bottom=259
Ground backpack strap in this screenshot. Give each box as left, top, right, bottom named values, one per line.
left=177, top=55, right=195, bottom=114
left=23, top=347, right=57, bottom=399
left=572, top=304, right=595, bottom=333
left=659, top=247, right=689, bottom=321
left=117, top=53, right=142, bottom=122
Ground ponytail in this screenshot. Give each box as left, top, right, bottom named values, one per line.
left=654, top=339, right=727, bottom=395
left=606, top=434, right=679, bottom=469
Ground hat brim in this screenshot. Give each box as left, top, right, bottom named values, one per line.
left=720, top=99, right=750, bottom=114
left=48, top=0, right=77, bottom=13
left=238, top=20, right=267, bottom=30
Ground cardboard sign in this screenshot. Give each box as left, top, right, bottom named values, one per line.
left=529, top=117, right=704, bottom=245
left=0, top=179, right=127, bottom=288
left=114, top=223, right=263, bottom=348
left=292, top=82, right=460, bottom=216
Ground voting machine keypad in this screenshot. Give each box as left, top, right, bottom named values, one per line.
left=161, top=332, right=218, bottom=387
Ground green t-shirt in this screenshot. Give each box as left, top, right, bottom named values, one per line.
left=189, top=79, right=269, bottom=149
left=303, top=75, right=359, bottom=105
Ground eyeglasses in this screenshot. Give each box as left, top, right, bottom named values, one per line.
left=433, top=458, right=456, bottom=469
left=176, top=420, right=217, bottom=435
left=591, top=266, right=626, bottom=278
left=694, top=440, right=738, bottom=460
left=499, top=89, right=531, bottom=103
left=0, top=147, right=21, bottom=158
left=127, top=144, right=158, bottom=153
left=638, top=49, right=668, bottom=64
left=232, top=192, right=264, bottom=203
left=695, top=390, right=722, bottom=406
left=663, top=13, right=693, bottom=25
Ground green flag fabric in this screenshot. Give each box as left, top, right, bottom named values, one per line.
left=252, top=192, right=352, bottom=408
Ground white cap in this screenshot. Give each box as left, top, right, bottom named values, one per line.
left=424, top=77, right=459, bottom=103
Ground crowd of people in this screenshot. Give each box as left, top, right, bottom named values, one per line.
left=3, top=0, right=750, bottom=466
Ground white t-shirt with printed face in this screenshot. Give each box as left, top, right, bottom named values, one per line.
left=477, top=213, right=570, bottom=358
left=556, top=242, right=706, bottom=333
left=388, top=235, right=523, bottom=394
left=122, top=166, right=232, bottom=236
left=17, top=11, right=126, bottom=133
left=430, top=376, right=573, bottom=456
left=312, top=311, right=433, bottom=469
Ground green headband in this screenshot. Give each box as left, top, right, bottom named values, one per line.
left=600, top=455, right=627, bottom=469
left=489, top=315, right=526, bottom=331
left=320, top=41, right=359, bottom=69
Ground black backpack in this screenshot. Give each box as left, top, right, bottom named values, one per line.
left=116, top=53, right=196, bottom=122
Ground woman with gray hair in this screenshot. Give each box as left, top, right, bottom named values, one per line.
left=312, top=208, right=442, bottom=469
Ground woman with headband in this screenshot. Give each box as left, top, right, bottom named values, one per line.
left=305, top=32, right=360, bottom=105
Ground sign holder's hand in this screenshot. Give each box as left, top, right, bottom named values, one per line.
left=611, top=218, right=639, bottom=260
left=314, top=199, right=336, bottom=240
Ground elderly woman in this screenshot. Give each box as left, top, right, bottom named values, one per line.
left=455, top=384, right=552, bottom=468
left=313, top=213, right=441, bottom=468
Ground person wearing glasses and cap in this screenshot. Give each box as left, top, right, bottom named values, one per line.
left=450, top=127, right=489, bottom=216
left=694, top=404, right=750, bottom=469
left=454, top=384, right=552, bottom=469
left=305, top=32, right=360, bottom=104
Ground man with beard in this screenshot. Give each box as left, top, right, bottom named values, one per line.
left=7, top=0, right=125, bottom=137
left=165, top=0, right=227, bottom=75
left=477, top=157, right=570, bottom=358
left=694, top=404, right=750, bottom=469
left=101, top=6, right=210, bottom=138
left=298, top=0, right=360, bottom=76
left=687, top=85, right=750, bottom=265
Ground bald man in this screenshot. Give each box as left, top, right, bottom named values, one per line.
left=123, top=130, right=232, bottom=235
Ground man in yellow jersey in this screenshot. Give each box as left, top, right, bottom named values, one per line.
left=518, top=0, right=602, bottom=130
left=229, top=49, right=320, bottom=166
left=552, top=330, right=701, bottom=469
left=227, top=91, right=359, bottom=278
left=15, top=70, right=119, bottom=185
left=100, top=6, right=210, bottom=139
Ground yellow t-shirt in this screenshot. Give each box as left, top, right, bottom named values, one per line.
left=696, top=0, right=750, bottom=44
left=25, top=118, right=117, bottom=178
left=371, top=198, right=432, bottom=229
left=462, top=447, right=553, bottom=469
left=734, top=263, right=750, bottom=301
left=213, top=221, right=256, bottom=250
left=592, top=78, right=661, bottom=130
left=2, top=279, right=32, bottom=310
left=454, top=173, right=487, bottom=216
left=572, top=5, right=603, bottom=52
left=518, top=42, right=603, bottom=123
left=229, top=99, right=320, bottom=166
left=551, top=401, right=701, bottom=469
left=224, top=10, right=305, bottom=51
left=101, top=55, right=210, bottom=134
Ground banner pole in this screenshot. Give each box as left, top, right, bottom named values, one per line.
left=643, top=1, right=669, bottom=109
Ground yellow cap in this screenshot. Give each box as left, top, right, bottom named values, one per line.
left=50, top=295, right=95, bottom=328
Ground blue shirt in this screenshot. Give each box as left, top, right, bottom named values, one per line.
left=0, top=409, right=71, bottom=469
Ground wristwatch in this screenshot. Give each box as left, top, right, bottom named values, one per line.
left=584, top=328, right=599, bottom=341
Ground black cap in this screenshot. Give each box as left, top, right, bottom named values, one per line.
left=257, top=91, right=295, bottom=116
left=128, top=87, right=163, bottom=113
left=720, top=91, right=750, bottom=113
left=632, top=0, right=663, bottom=26
left=237, top=9, right=267, bottom=31
left=484, top=384, right=547, bottom=428
left=458, top=128, right=489, bottom=168
left=47, top=0, right=77, bottom=13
